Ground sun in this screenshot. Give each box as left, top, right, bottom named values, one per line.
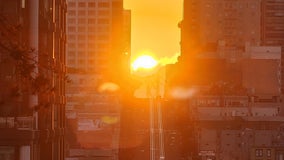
left=132, top=55, right=158, bottom=71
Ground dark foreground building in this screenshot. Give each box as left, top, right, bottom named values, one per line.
left=0, top=0, right=66, bottom=159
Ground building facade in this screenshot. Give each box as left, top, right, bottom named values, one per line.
left=261, top=0, right=284, bottom=92
left=0, top=0, right=66, bottom=160
left=179, top=0, right=284, bottom=91
left=65, top=0, right=130, bottom=159
left=189, top=95, right=284, bottom=160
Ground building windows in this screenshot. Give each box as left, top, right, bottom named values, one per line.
left=78, top=10, right=86, bottom=16
left=267, top=149, right=271, bottom=157
left=78, top=35, right=85, bottom=41
left=88, top=35, right=96, bottom=40
left=68, top=18, right=76, bottom=24
left=88, top=10, right=96, bottom=15
left=68, top=26, right=76, bottom=32
left=78, top=2, right=86, bottom=8
left=78, top=18, right=86, bottom=24
left=88, top=26, right=96, bottom=32
left=68, top=10, right=76, bottom=16
left=98, top=2, right=110, bottom=8
left=78, top=26, right=86, bottom=32
left=88, top=19, right=96, bottom=24
left=98, top=34, right=109, bottom=40
left=98, top=26, right=109, bottom=32
left=98, top=18, right=109, bottom=24
left=68, top=2, right=76, bottom=7
left=88, top=2, right=96, bottom=8
left=256, top=149, right=263, bottom=157
left=98, top=10, right=109, bottom=16
left=68, top=51, right=76, bottom=57
left=67, top=35, right=76, bottom=40
left=67, top=59, right=76, bottom=65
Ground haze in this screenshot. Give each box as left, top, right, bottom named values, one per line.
left=124, top=0, right=183, bottom=60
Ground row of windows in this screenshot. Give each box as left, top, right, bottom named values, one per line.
left=68, top=2, right=110, bottom=8
left=67, top=26, right=110, bottom=32
left=68, top=10, right=110, bottom=16
left=194, top=2, right=259, bottom=9
left=68, top=18, right=110, bottom=24
left=255, top=149, right=271, bottom=157
left=67, top=44, right=110, bottom=50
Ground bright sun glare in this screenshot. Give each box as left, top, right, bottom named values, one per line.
left=132, top=55, right=158, bottom=71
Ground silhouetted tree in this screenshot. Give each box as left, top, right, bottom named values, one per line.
left=0, top=14, right=59, bottom=116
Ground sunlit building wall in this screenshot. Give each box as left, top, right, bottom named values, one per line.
left=0, top=0, right=67, bottom=160
left=180, top=0, right=284, bottom=92
left=180, top=0, right=261, bottom=60
left=65, top=0, right=129, bottom=159
left=66, top=0, right=127, bottom=79
left=261, top=0, right=284, bottom=92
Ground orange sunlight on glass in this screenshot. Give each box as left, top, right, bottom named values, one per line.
left=132, top=55, right=158, bottom=71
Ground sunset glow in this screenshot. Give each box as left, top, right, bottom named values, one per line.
left=124, top=0, right=183, bottom=58
left=132, top=55, right=158, bottom=71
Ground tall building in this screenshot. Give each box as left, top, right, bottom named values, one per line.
left=66, top=0, right=128, bottom=81
left=261, top=0, right=284, bottom=92
left=167, top=1, right=284, bottom=159
left=65, top=0, right=130, bottom=159
left=0, top=0, right=66, bottom=160
left=180, top=0, right=261, bottom=61
left=179, top=0, right=284, bottom=91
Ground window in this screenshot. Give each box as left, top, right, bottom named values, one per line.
left=68, top=18, right=76, bottom=24
left=267, top=149, right=271, bottom=157
left=88, top=2, right=96, bottom=7
left=255, top=149, right=263, bottom=157
left=68, top=51, right=76, bottom=57
left=98, top=35, right=109, bottom=40
left=88, top=26, right=96, bottom=32
left=88, top=35, right=96, bottom=41
left=68, top=2, right=76, bottom=7
left=88, top=10, right=96, bottom=15
left=78, top=35, right=85, bottom=41
left=78, top=10, right=86, bottom=16
left=78, top=2, right=86, bottom=7
left=78, top=18, right=86, bottom=24
left=88, top=19, right=96, bottom=24
left=67, top=26, right=76, bottom=32
left=68, top=10, right=76, bottom=16
left=67, top=59, right=76, bottom=65
left=98, top=2, right=109, bottom=8
left=98, top=10, right=109, bottom=16
left=98, top=26, right=109, bottom=32
left=78, top=27, right=86, bottom=32
left=98, top=19, right=109, bottom=24
left=67, top=35, right=76, bottom=40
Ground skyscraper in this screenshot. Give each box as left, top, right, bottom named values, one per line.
left=65, top=0, right=130, bottom=159
left=178, top=0, right=284, bottom=91
left=180, top=0, right=261, bottom=60
left=261, top=0, right=284, bottom=92
left=0, top=0, right=66, bottom=160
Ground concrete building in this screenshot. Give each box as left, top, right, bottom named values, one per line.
left=65, top=0, right=130, bottom=159
left=179, top=0, right=284, bottom=91
left=180, top=0, right=261, bottom=61
left=261, top=0, right=284, bottom=92
left=0, top=0, right=67, bottom=160
left=189, top=95, right=284, bottom=160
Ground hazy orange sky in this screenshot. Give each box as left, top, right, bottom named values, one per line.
left=124, top=0, right=183, bottom=60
